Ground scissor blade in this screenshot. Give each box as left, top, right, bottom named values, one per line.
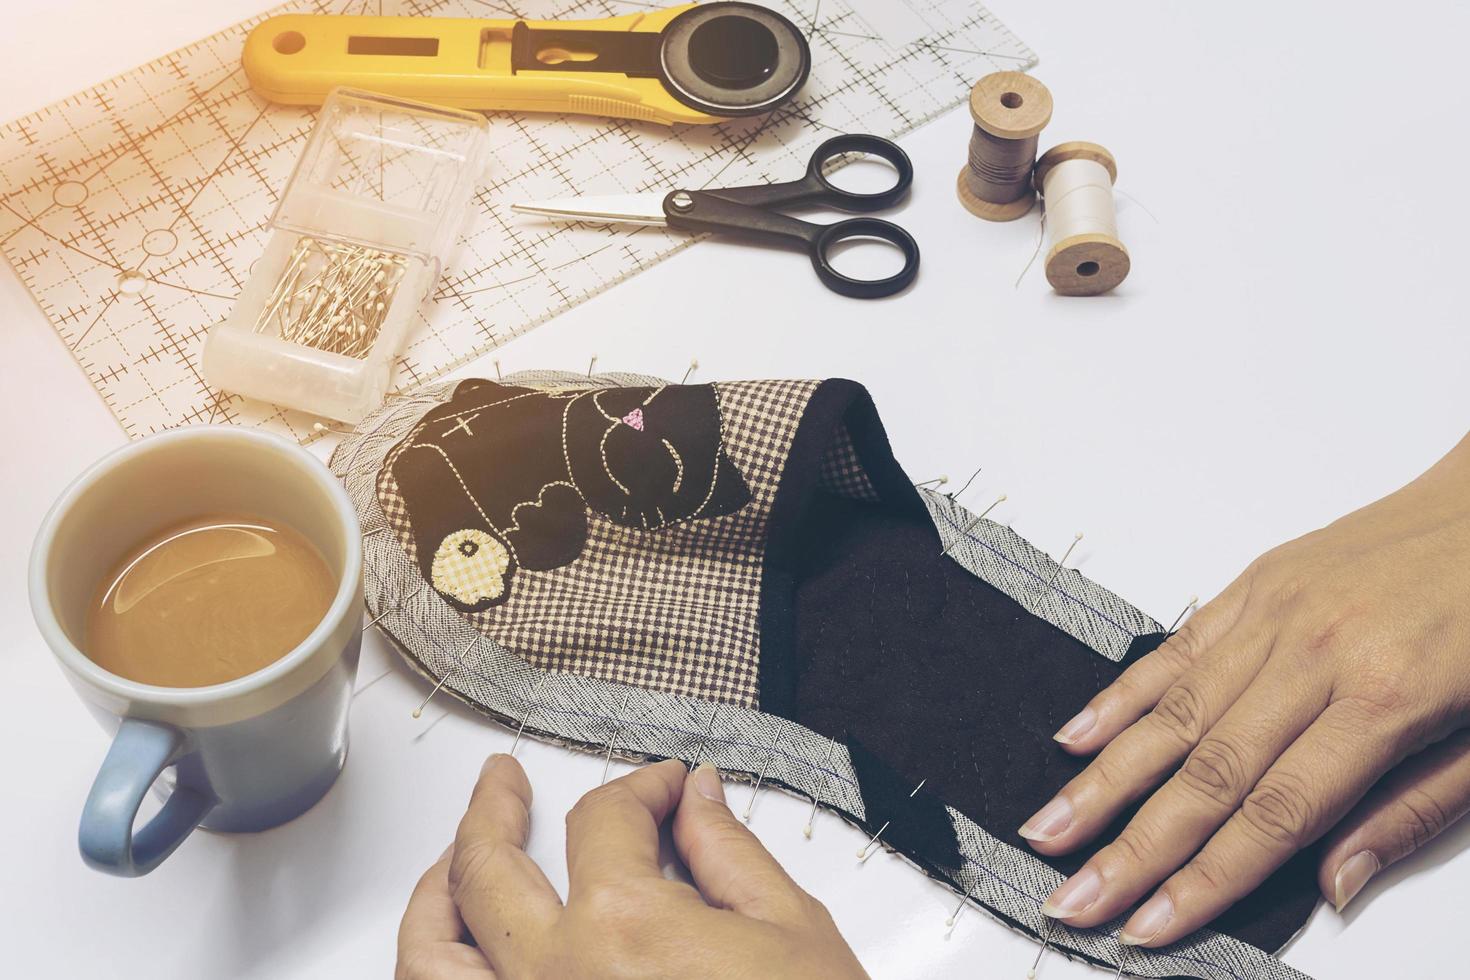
left=511, top=193, right=670, bottom=228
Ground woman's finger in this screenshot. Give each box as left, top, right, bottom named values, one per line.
left=564, top=759, right=687, bottom=901
left=401, top=848, right=467, bottom=946
left=397, top=851, right=496, bottom=980
left=1319, top=730, right=1470, bottom=911
left=1054, top=573, right=1254, bottom=756
left=1037, top=653, right=1325, bottom=925
left=448, top=755, right=562, bottom=975
left=1119, top=697, right=1409, bottom=947
left=673, top=765, right=815, bottom=923
left=1022, top=621, right=1275, bottom=854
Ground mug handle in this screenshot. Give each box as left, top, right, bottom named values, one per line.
left=79, top=718, right=215, bottom=876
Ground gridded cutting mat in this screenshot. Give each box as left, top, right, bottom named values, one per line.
left=0, top=0, right=1035, bottom=441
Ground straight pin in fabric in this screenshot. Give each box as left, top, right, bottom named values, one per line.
left=363, top=526, right=389, bottom=538
left=1027, top=917, right=1054, bottom=978
left=743, top=717, right=789, bottom=822
left=945, top=878, right=975, bottom=928
left=803, top=738, right=840, bottom=838
left=950, top=464, right=983, bottom=500
left=361, top=583, right=425, bottom=633
left=940, top=493, right=1007, bottom=556
left=313, top=421, right=351, bottom=436
left=412, top=636, right=478, bottom=718
left=586, top=355, right=597, bottom=378
left=1111, top=944, right=1131, bottom=979
left=689, top=703, right=720, bottom=772
left=601, top=689, right=635, bottom=785
left=914, top=475, right=949, bottom=490
left=857, top=778, right=927, bottom=861
left=857, top=820, right=891, bottom=861
left=510, top=676, right=550, bottom=756
left=494, top=358, right=502, bottom=381
left=681, top=359, right=699, bottom=384
left=1165, top=595, right=1199, bottom=637
left=1047, top=533, right=1083, bottom=590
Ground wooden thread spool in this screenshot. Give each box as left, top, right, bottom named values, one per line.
left=1033, top=141, right=1130, bottom=295
left=955, top=72, right=1053, bottom=221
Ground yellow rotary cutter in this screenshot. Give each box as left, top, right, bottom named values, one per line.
left=244, top=2, right=812, bottom=126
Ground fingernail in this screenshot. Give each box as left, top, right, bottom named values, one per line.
left=1334, top=850, right=1380, bottom=912
left=1121, top=891, right=1173, bottom=945
left=1042, top=866, right=1101, bottom=918
left=1054, top=707, right=1097, bottom=744
left=693, top=763, right=726, bottom=804
left=1019, top=795, right=1074, bottom=843
left=480, top=753, right=508, bottom=775
left=438, top=844, right=454, bottom=862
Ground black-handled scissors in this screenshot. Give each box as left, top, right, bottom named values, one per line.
left=512, top=134, right=919, bottom=299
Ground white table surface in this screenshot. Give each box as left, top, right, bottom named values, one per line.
left=3, top=2, right=1468, bottom=976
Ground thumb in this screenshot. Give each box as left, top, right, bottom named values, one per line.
left=672, top=764, right=816, bottom=922
left=1318, top=730, right=1470, bottom=912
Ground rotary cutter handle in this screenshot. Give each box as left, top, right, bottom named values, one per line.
left=243, top=3, right=812, bottom=125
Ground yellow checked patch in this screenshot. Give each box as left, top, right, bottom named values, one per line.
left=431, top=530, right=511, bottom=605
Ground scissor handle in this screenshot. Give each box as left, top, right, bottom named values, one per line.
left=663, top=188, right=919, bottom=299
left=705, top=135, right=914, bottom=213
left=809, top=217, right=920, bottom=299
left=803, top=134, right=914, bottom=211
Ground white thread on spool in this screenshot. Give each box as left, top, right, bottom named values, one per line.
left=1045, top=161, right=1117, bottom=239
left=1033, top=142, right=1130, bottom=296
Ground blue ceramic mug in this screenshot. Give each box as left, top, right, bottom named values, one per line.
left=28, top=427, right=363, bottom=877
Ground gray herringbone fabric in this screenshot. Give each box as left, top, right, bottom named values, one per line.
left=331, top=371, right=1313, bottom=980
left=923, top=492, right=1161, bottom=662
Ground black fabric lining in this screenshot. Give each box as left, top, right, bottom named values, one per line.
left=757, top=386, right=1319, bottom=960
left=759, top=379, right=927, bottom=718
left=847, top=737, right=964, bottom=871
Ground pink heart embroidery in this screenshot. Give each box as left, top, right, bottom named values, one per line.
left=621, top=408, right=645, bottom=431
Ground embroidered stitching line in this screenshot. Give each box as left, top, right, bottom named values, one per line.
left=934, top=506, right=1136, bottom=638
left=923, top=491, right=1162, bottom=662
left=505, top=480, right=579, bottom=536
left=399, top=442, right=504, bottom=542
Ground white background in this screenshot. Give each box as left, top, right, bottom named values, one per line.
left=2, top=1, right=1468, bottom=977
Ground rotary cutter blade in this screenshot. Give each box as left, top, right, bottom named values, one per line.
left=658, top=3, right=811, bottom=116
left=243, top=3, right=812, bottom=126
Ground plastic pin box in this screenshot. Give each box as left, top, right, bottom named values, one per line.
left=204, top=88, right=490, bottom=423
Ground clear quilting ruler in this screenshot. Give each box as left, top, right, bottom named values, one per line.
left=0, top=0, right=1035, bottom=441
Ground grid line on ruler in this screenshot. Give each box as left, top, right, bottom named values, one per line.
left=0, top=0, right=1036, bottom=441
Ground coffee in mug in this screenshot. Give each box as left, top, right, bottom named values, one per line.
left=30, top=427, right=363, bottom=876
left=84, top=513, right=337, bottom=688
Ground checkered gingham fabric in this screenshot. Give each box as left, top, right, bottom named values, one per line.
left=375, top=373, right=819, bottom=708
left=817, top=423, right=881, bottom=502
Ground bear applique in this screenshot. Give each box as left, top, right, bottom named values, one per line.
left=386, top=379, right=752, bottom=612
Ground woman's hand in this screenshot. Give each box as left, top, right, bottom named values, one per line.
left=1021, top=432, right=1470, bottom=947
left=396, top=754, right=867, bottom=980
